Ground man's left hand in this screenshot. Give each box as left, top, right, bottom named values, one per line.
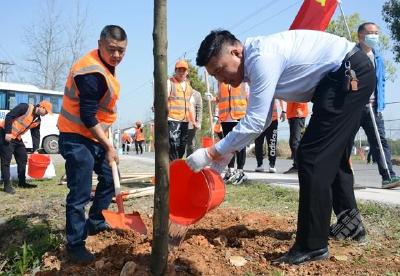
left=280, top=112, right=286, bottom=122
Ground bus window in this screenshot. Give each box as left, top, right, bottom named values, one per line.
left=50, top=95, right=61, bottom=113
left=8, top=92, right=16, bottom=109
left=28, top=94, right=40, bottom=105
left=0, top=91, right=6, bottom=109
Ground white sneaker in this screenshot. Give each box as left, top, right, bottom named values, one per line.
left=255, top=165, right=265, bottom=172
left=269, top=165, right=277, bottom=173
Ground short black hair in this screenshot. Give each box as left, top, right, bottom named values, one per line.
left=196, top=30, right=240, bottom=66
left=357, top=22, right=377, bottom=33
left=100, top=25, right=127, bottom=41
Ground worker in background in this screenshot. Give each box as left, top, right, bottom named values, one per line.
left=255, top=99, right=286, bottom=173
left=0, top=101, right=52, bottom=194
left=353, top=22, right=400, bottom=189
left=186, top=89, right=203, bottom=157
left=134, top=121, right=145, bottom=155
left=57, top=25, right=127, bottom=264
left=121, top=132, right=133, bottom=154
left=189, top=29, right=375, bottom=265
left=284, top=101, right=308, bottom=174
left=217, top=81, right=248, bottom=185
left=166, top=60, right=192, bottom=161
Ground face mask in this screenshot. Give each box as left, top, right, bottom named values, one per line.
left=364, top=34, right=379, bottom=49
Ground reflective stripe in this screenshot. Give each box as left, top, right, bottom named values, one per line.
left=64, top=85, right=79, bottom=100
left=60, top=108, right=84, bottom=126
left=74, top=65, right=106, bottom=76
left=169, top=106, right=186, bottom=110
left=219, top=95, right=245, bottom=101
left=219, top=107, right=247, bottom=114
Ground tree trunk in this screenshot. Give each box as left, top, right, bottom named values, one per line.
left=151, top=0, right=169, bottom=275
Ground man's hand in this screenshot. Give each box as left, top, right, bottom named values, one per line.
left=186, top=148, right=212, bottom=172
left=296, top=109, right=304, bottom=117
left=5, top=134, right=12, bottom=142
left=280, top=112, right=286, bottom=122
left=210, top=152, right=234, bottom=174
left=105, top=145, right=119, bottom=166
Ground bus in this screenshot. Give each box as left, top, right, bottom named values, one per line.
left=0, top=82, right=63, bottom=154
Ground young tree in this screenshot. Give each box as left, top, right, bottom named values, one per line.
left=151, top=0, right=169, bottom=274
left=23, top=0, right=67, bottom=90
left=383, top=0, right=400, bottom=62
left=326, top=12, right=396, bottom=81
left=67, top=0, right=89, bottom=67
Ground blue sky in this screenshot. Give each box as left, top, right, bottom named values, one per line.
left=1, top=0, right=399, bottom=137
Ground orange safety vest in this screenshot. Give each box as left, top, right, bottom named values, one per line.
left=121, top=133, right=132, bottom=143
left=271, top=101, right=278, bottom=121
left=0, top=104, right=40, bottom=140
left=135, top=127, right=145, bottom=141
left=218, top=82, right=247, bottom=121
left=286, top=102, right=308, bottom=119
left=57, top=49, right=120, bottom=141
left=168, top=77, right=192, bottom=121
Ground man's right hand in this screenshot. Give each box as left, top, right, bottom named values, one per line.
left=106, top=145, right=119, bottom=166
left=5, top=134, right=12, bottom=142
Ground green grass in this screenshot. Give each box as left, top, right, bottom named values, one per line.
left=0, top=215, right=63, bottom=275
left=224, top=181, right=400, bottom=243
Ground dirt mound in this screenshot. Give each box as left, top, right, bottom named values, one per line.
left=39, top=208, right=400, bottom=275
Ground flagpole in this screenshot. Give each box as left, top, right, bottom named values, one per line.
left=337, top=0, right=352, bottom=40
left=337, top=0, right=391, bottom=180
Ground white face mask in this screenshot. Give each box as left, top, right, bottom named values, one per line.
left=364, top=34, right=379, bottom=49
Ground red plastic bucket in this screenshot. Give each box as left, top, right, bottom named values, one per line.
left=169, top=160, right=225, bottom=226
left=202, top=136, right=213, bottom=148
left=28, top=154, right=51, bottom=179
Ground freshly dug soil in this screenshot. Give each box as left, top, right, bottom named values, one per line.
left=40, top=208, right=400, bottom=275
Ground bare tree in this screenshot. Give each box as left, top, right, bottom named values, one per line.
left=67, top=0, right=89, bottom=67
left=23, top=0, right=67, bottom=90
left=151, top=0, right=169, bottom=274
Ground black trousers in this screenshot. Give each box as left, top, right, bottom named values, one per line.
left=288, top=117, right=305, bottom=168
left=296, top=50, right=376, bottom=250
left=122, top=142, right=130, bottom=153
left=255, top=119, right=278, bottom=167
left=186, top=128, right=197, bottom=157
left=0, top=128, right=27, bottom=185
left=168, top=121, right=188, bottom=161
left=221, top=121, right=246, bottom=170
left=135, top=140, right=144, bottom=154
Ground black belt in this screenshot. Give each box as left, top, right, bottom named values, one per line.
left=344, top=46, right=360, bottom=61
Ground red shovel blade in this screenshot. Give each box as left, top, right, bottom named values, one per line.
left=102, top=210, right=147, bottom=235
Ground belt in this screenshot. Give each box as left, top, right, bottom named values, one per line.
left=344, top=46, right=360, bottom=61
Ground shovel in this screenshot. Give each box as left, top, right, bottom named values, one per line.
left=102, top=161, right=147, bottom=235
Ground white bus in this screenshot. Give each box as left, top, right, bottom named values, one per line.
left=0, top=82, right=63, bottom=154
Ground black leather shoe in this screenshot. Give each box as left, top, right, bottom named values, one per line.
left=67, top=246, right=94, bottom=264
left=4, top=184, right=15, bottom=194
left=272, top=244, right=329, bottom=265
left=18, top=182, right=37, bottom=188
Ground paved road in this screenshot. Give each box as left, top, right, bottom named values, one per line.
left=122, top=152, right=400, bottom=205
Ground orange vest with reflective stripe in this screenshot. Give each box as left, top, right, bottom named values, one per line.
left=168, top=77, right=192, bottom=121
left=286, top=102, right=308, bottom=119
left=135, top=127, right=145, bottom=141
left=57, top=49, right=120, bottom=141
left=271, top=101, right=278, bottom=121
left=218, top=82, right=247, bottom=121
left=122, top=133, right=132, bottom=143
left=0, top=104, right=40, bottom=140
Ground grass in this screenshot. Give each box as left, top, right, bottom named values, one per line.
left=224, top=180, right=400, bottom=243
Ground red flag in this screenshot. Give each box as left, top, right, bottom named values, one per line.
left=289, top=0, right=338, bottom=31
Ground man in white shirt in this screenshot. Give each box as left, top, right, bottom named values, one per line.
left=187, top=29, right=376, bottom=265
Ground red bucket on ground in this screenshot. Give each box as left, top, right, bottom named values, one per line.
left=169, top=160, right=225, bottom=226
left=28, top=154, right=51, bottom=179
left=202, top=136, right=213, bottom=148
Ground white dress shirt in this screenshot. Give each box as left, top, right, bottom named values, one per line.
left=215, top=30, right=356, bottom=155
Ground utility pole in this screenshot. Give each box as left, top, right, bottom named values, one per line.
left=0, top=61, right=14, bottom=82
